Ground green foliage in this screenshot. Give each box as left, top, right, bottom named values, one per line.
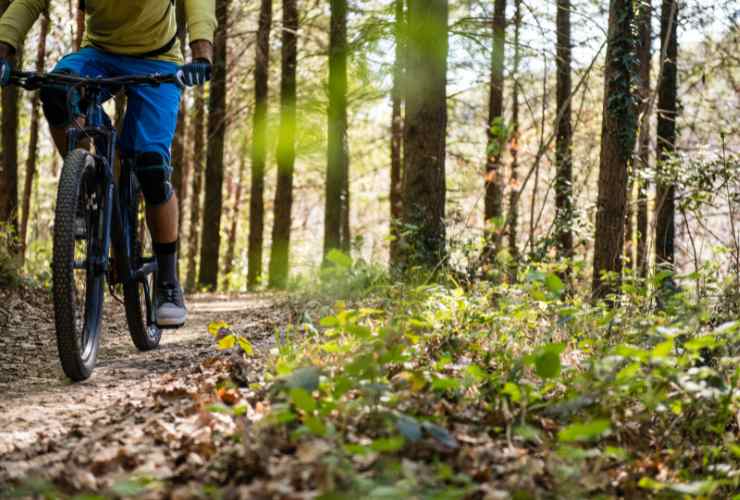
left=208, top=262, right=740, bottom=497
left=0, top=223, right=19, bottom=287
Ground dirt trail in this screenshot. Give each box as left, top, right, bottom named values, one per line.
left=0, top=289, right=290, bottom=492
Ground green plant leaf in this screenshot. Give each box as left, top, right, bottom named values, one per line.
left=285, top=366, right=321, bottom=392
left=238, top=336, right=254, bottom=355
left=290, top=387, right=317, bottom=413
left=217, top=334, right=236, bottom=350
left=326, top=249, right=352, bottom=269
left=544, top=273, right=565, bottom=295
left=370, top=436, right=405, bottom=452
left=558, top=419, right=611, bottom=442
left=422, top=422, right=459, bottom=449
left=395, top=415, right=422, bottom=442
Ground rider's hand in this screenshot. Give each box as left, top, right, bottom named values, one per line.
left=176, top=59, right=211, bottom=87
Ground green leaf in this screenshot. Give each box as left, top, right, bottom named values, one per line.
left=370, top=436, right=405, bottom=452
left=303, top=415, right=326, bottom=436
left=502, top=382, right=521, bottom=402
left=395, top=415, right=422, bottom=442
left=651, top=339, right=674, bottom=359
left=534, top=344, right=564, bottom=379
left=345, top=324, right=372, bottom=338
left=110, top=479, right=148, bottom=497
left=431, top=377, right=462, bottom=392
left=514, top=424, right=541, bottom=443
left=217, top=334, right=236, bottom=350
left=544, top=273, right=565, bottom=295
left=326, top=249, right=352, bottom=269
left=290, top=387, right=317, bottom=413
left=285, top=366, right=321, bottom=392
left=558, top=419, right=611, bottom=443
left=238, top=336, right=254, bottom=355
left=422, top=422, right=459, bottom=449
left=320, top=316, right=340, bottom=327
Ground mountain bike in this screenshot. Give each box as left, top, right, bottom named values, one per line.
left=11, top=71, right=179, bottom=382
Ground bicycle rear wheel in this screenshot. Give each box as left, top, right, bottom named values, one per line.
left=52, top=149, right=106, bottom=381
left=123, top=176, right=162, bottom=351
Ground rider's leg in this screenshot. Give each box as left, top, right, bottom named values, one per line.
left=41, top=49, right=111, bottom=155
left=114, top=52, right=184, bottom=326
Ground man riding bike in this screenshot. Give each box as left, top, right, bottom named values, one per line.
left=0, top=0, right=216, bottom=328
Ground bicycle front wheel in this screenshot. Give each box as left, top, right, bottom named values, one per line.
left=52, top=149, right=106, bottom=381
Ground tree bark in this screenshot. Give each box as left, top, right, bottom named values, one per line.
left=592, top=0, right=637, bottom=300
left=20, top=13, right=49, bottom=263
left=198, top=0, right=229, bottom=291
left=389, top=0, right=405, bottom=268
left=268, top=0, right=297, bottom=289
left=171, top=99, right=188, bottom=255
left=185, top=87, right=206, bottom=292
left=507, top=0, right=522, bottom=273
left=224, top=149, right=246, bottom=283
left=555, top=0, right=574, bottom=262
left=399, top=0, right=448, bottom=270
left=324, top=0, right=351, bottom=259
left=483, top=0, right=506, bottom=253
left=636, top=0, right=652, bottom=277
left=0, top=0, right=21, bottom=239
left=75, top=1, right=85, bottom=50
left=655, top=0, right=678, bottom=268
left=247, top=0, right=272, bottom=289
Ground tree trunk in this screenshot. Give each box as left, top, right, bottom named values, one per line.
left=399, top=0, right=448, bottom=269
left=185, top=87, right=206, bottom=292
left=324, top=0, right=351, bottom=259
left=171, top=99, right=188, bottom=254
left=0, top=0, right=22, bottom=239
left=592, top=0, right=637, bottom=300
left=224, top=150, right=246, bottom=283
left=636, top=0, right=652, bottom=277
left=655, top=0, right=678, bottom=268
left=198, top=0, right=229, bottom=291
left=247, top=0, right=272, bottom=289
left=483, top=0, right=506, bottom=253
left=507, top=0, right=522, bottom=273
left=555, top=0, right=574, bottom=262
left=75, top=2, right=85, bottom=50
left=389, top=0, right=405, bottom=269
left=20, top=13, right=49, bottom=263
left=268, top=0, right=297, bottom=289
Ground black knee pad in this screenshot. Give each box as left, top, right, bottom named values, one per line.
left=40, top=71, right=82, bottom=128
left=133, top=152, right=174, bottom=206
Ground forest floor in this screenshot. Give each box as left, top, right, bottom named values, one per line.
left=0, top=286, right=296, bottom=498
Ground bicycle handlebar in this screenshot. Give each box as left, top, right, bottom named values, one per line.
left=9, top=70, right=179, bottom=90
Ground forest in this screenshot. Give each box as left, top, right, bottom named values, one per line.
left=0, top=0, right=739, bottom=498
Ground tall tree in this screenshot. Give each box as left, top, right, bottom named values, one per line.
left=483, top=0, right=506, bottom=253
left=555, top=0, right=574, bottom=262
left=0, top=0, right=22, bottom=237
left=399, top=0, right=448, bottom=269
left=185, top=87, right=206, bottom=292
left=224, top=147, right=247, bottom=283
left=324, top=0, right=351, bottom=259
left=171, top=100, right=188, bottom=254
left=247, top=0, right=273, bottom=289
left=20, top=13, right=50, bottom=263
left=75, top=0, right=84, bottom=49
left=198, top=0, right=229, bottom=291
left=655, top=0, right=678, bottom=268
left=592, top=0, right=637, bottom=299
left=636, top=0, right=652, bottom=276
left=507, top=0, right=522, bottom=270
left=268, top=0, right=298, bottom=289
left=389, top=0, right=405, bottom=268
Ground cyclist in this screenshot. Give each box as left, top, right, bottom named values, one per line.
left=0, top=0, right=216, bottom=328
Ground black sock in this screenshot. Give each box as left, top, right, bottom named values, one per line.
left=153, top=240, right=178, bottom=286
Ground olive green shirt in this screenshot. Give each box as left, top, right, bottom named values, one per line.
left=0, top=0, right=216, bottom=63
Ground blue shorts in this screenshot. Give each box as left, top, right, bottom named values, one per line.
left=51, top=47, right=182, bottom=163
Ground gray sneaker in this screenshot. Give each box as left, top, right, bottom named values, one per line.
left=156, top=282, right=187, bottom=328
